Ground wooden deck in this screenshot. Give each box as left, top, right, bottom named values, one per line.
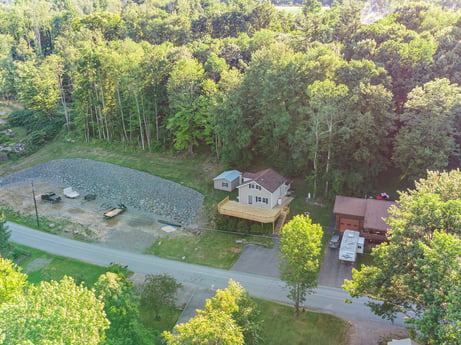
left=217, top=197, right=293, bottom=224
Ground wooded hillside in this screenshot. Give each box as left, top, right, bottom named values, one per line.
left=1, top=0, right=460, bottom=198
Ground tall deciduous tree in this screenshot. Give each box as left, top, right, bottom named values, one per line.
left=163, top=279, right=260, bottom=345
left=307, top=79, right=349, bottom=198
left=163, top=310, right=244, bottom=345
left=205, top=280, right=262, bottom=345
left=140, top=273, right=181, bottom=321
left=166, top=57, right=209, bottom=154
left=279, top=215, right=323, bottom=317
left=14, top=58, right=60, bottom=120
left=94, top=272, right=141, bottom=345
left=0, top=275, right=109, bottom=345
left=0, top=258, right=28, bottom=306
left=393, top=78, right=461, bottom=182
left=344, top=170, right=461, bottom=344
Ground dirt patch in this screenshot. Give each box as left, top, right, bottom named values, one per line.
left=0, top=181, right=177, bottom=252
left=24, top=258, right=53, bottom=273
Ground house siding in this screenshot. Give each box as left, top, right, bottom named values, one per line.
left=238, top=183, right=273, bottom=208
left=213, top=178, right=240, bottom=192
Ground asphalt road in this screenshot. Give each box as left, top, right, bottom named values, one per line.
left=8, top=221, right=404, bottom=327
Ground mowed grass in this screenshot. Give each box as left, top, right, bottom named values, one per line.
left=139, top=305, right=182, bottom=334
left=13, top=244, right=109, bottom=287
left=147, top=230, right=274, bottom=269
left=256, top=299, right=351, bottom=345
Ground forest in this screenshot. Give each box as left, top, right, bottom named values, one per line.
left=1, top=0, right=461, bottom=199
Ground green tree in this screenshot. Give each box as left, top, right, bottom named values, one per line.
left=344, top=170, right=461, bottom=344
left=163, top=310, right=244, bottom=345
left=205, top=280, right=262, bottom=345
left=0, top=258, right=28, bottom=306
left=307, top=79, right=349, bottom=198
left=14, top=58, right=61, bottom=120
left=279, top=215, right=323, bottom=317
left=393, top=78, right=461, bottom=182
left=166, top=57, right=209, bottom=154
left=94, top=272, right=141, bottom=345
left=0, top=275, right=109, bottom=345
left=163, top=279, right=259, bottom=345
left=140, top=273, right=182, bottom=321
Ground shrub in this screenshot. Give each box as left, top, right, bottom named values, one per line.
left=236, top=219, right=250, bottom=233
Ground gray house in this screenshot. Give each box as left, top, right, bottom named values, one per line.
left=213, top=170, right=242, bottom=192
left=237, top=168, right=291, bottom=209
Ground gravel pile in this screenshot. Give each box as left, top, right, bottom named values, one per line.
left=0, top=158, right=204, bottom=225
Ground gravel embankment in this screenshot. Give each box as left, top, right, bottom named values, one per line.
left=0, top=159, right=204, bottom=225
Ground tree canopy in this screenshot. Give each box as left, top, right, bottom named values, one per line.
left=279, top=214, right=323, bottom=317
left=344, top=170, right=461, bottom=344
left=1, top=0, right=461, bottom=195
left=163, top=279, right=262, bottom=345
left=0, top=273, right=109, bottom=345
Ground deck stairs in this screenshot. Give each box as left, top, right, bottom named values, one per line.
left=274, top=206, right=290, bottom=235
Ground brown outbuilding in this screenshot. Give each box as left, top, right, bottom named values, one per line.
left=333, top=195, right=397, bottom=243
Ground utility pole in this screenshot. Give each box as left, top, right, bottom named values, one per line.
left=31, top=181, right=39, bottom=228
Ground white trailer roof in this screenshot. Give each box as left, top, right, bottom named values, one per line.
left=339, top=230, right=360, bottom=262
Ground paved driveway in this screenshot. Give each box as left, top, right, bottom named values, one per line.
left=231, top=235, right=353, bottom=288
left=318, top=245, right=354, bottom=288
left=231, top=238, right=280, bottom=278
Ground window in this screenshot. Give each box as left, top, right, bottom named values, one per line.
left=256, top=196, right=261, bottom=202
left=222, top=182, right=228, bottom=188
left=255, top=185, right=261, bottom=190
left=249, top=184, right=254, bottom=189
left=262, top=198, right=268, bottom=204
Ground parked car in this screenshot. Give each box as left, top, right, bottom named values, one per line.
left=329, top=233, right=340, bottom=248
left=41, top=192, right=62, bottom=203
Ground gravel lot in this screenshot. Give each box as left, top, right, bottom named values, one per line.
left=0, top=159, right=205, bottom=251
left=0, top=158, right=204, bottom=225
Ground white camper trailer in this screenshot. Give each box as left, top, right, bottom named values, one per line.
left=339, top=230, right=364, bottom=263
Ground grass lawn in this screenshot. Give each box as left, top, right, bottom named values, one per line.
left=139, top=305, right=182, bottom=335
left=289, top=178, right=334, bottom=228
left=257, top=299, right=351, bottom=345
left=146, top=230, right=274, bottom=269
left=12, top=244, right=111, bottom=287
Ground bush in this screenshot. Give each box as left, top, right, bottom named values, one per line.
left=27, top=131, right=47, bottom=146
left=7, top=109, right=35, bottom=127
left=0, top=132, right=9, bottom=144
left=215, top=214, right=229, bottom=230
left=250, top=223, right=263, bottom=234
left=8, top=109, right=64, bottom=139
left=9, top=245, right=31, bottom=263
left=236, top=219, right=250, bottom=233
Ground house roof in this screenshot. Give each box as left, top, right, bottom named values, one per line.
left=240, top=168, right=288, bottom=193
left=213, top=170, right=241, bottom=181
left=333, top=196, right=367, bottom=217
left=334, top=195, right=397, bottom=231
left=364, top=199, right=396, bottom=231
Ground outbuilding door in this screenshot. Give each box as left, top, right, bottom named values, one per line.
left=339, top=217, right=360, bottom=231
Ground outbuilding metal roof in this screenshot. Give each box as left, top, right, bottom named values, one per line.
left=213, top=170, right=241, bottom=181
